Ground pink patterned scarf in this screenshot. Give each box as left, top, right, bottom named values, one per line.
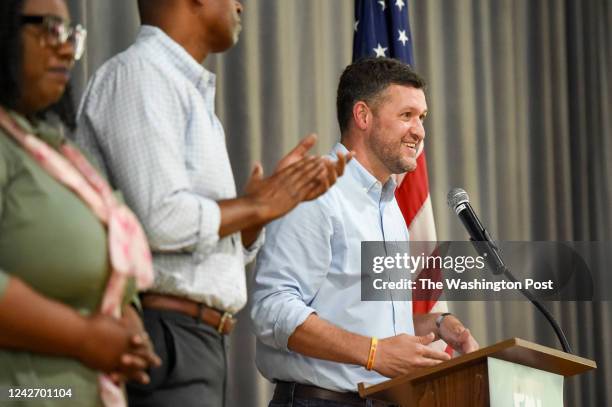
left=0, top=107, right=154, bottom=407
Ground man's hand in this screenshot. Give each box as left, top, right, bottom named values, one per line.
left=438, top=315, right=479, bottom=355
left=244, top=157, right=325, bottom=221
left=373, top=332, right=451, bottom=378
left=272, top=134, right=353, bottom=202
left=274, top=134, right=319, bottom=171
left=302, top=151, right=351, bottom=201
left=234, top=134, right=352, bottom=245
left=244, top=152, right=352, bottom=225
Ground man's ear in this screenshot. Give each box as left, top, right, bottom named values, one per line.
left=352, top=101, right=371, bottom=131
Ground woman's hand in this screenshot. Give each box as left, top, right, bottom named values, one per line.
left=78, top=308, right=160, bottom=384
left=115, top=306, right=161, bottom=384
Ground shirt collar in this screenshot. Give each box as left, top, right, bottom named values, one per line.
left=332, top=143, right=397, bottom=203
left=137, top=25, right=215, bottom=91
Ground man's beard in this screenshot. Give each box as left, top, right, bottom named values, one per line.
left=368, top=132, right=415, bottom=175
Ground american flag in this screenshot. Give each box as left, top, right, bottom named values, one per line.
left=353, top=0, right=450, bottom=350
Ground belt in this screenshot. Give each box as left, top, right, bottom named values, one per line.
left=141, top=293, right=236, bottom=335
left=273, top=381, right=395, bottom=407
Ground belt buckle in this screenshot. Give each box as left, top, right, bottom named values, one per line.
left=217, top=311, right=232, bottom=333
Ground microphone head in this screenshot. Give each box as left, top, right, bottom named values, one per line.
left=447, top=188, right=469, bottom=210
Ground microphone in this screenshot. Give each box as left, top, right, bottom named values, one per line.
left=447, top=188, right=505, bottom=274
left=447, top=187, right=573, bottom=354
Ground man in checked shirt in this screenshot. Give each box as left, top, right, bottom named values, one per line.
left=74, top=1, right=350, bottom=406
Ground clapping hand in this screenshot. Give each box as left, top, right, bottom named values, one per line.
left=244, top=134, right=353, bottom=222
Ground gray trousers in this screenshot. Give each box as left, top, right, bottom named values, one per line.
left=127, top=308, right=228, bottom=407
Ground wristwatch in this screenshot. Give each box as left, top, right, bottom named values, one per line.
left=435, top=312, right=453, bottom=329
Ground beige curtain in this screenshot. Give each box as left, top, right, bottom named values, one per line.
left=67, top=0, right=611, bottom=405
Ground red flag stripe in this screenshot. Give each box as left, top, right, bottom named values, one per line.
left=395, top=152, right=430, bottom=227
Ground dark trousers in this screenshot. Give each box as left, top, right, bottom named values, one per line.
left=127, top=308, right=228, bottom=407
left=271, top=399, right=363, bottom=407
left=270, top=399, right=380, bottom=407
left=269, top=382, right=395, bottom=407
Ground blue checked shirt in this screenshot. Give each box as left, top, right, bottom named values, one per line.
left=250, top=143, right=415, bottom=392
left=75, top=26, right=263, bottom=313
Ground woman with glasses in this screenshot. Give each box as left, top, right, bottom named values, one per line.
left=0, top=0, right=160, bottom=405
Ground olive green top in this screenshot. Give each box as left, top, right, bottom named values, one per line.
left=0, top=112, right=122, bottom=406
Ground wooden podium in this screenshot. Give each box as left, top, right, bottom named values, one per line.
left=358, top=338, right=596, bottom=407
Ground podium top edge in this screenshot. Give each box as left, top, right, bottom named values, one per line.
left=358, top=337, right=596, bottom=398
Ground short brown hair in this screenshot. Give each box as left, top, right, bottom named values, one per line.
left=336, top=57, right=426, bottom=134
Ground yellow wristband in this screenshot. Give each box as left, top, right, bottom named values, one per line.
left=366, top=337, right=378, bottom=371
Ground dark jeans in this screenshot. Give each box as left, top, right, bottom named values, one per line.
left=127, top=308, right=228, bottom=407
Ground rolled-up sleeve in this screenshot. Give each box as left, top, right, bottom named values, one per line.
left=75, top=62, right=221, bottom=254
left=250, top=199, right=333, bottom=352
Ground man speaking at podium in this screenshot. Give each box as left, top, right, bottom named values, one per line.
left=250, top=58, right=479, bottom=407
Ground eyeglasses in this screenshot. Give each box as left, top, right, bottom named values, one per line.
left=20, top=14, right=87, bottom=61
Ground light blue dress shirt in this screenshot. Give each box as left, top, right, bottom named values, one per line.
left=75, top=26, right=263, bottom=313
left=250, top=143, right=414, bottom=392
